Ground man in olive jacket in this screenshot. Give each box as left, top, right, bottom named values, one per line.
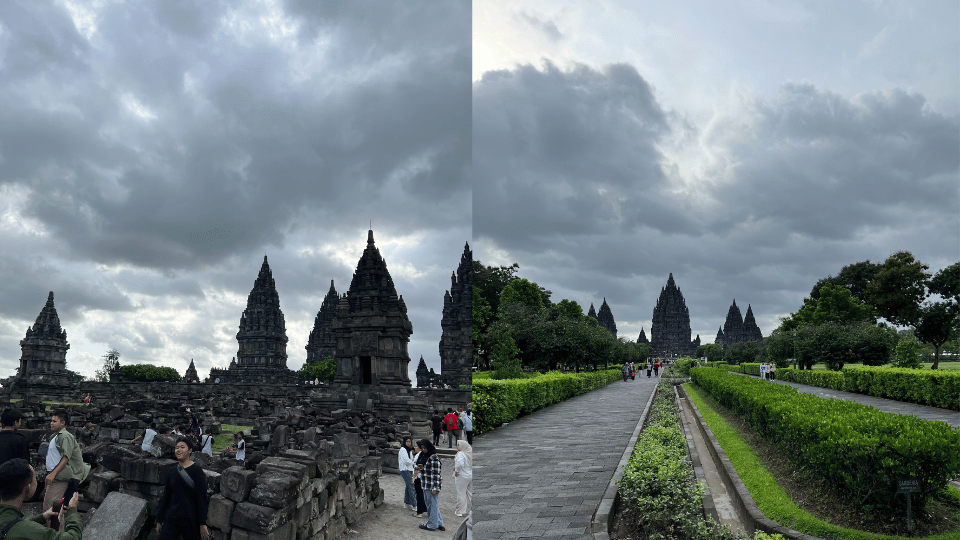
left=43, top=412, right=90, bottom=513
left=0, top=458, right=81, bottom=539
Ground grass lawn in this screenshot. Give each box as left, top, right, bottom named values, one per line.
left=683, top=382, right=960, bottom=540
left=804, top=361, right=960, bottom=371
left=214, top=424, right=252, bottom=452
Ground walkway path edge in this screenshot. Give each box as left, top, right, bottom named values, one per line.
left=591, top=381, right=659, bottom=540
left=678, top=384, right=824, bottom=540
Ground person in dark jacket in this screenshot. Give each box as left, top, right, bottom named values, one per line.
left=0, top=409, right=29, bottom=466
left=156, top=438, right=209, bottom=540
left=430, top=411, right=443, bottom=446
left=0, top=458, right=81, bottom=539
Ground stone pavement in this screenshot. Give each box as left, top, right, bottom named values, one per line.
left=738, top=373, right=960, bottom=428
left=473, top=373, right=660, bottom=540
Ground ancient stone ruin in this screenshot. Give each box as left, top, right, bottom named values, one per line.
left=596, top=298, right=617, bottom=337
left=650, top=274, right=701, bottom=357
left=587, top=303, right=597, bottom=319
left=305, top=280, right=339, bottom=365
left=715, top=300, right=763, bottom=344
left=14, top=292, right=72, bottom=389
left=438, top=242, right=472, bottom=388
left=637, top=327, right=649, bottom=344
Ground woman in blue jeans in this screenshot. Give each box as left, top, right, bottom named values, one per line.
left=417, top=439, right=444, bottom=532
left=398, top=436, right=417, bottom=511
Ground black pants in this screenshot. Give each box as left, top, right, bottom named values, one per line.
left=159, top=520, right=201, bottom=540
left=414, top=477, right=427, bottom=514
left=433, top=431, right=441, bottom=446
left=465, top=430, right=473, bottom=446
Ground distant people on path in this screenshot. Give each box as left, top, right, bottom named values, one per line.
left=622, top=363, right=629, bottom=382
left=412, top=441, right=428, bottom=518
left=760, top=363, right=767, bottom=380
left=416, top=439, right=444, bottom=532
left=430, top=411, right=443, bottom=447
left=454, top=440, right=472, bottom=517
left=443, top=408, right=460, bottom=448
left=462, top=409, right=474, bottom=446
left=0, top=458, right=81, bottom=539
left=646, top=362, right=652, bottom=378
left=398, top=436, right=417, bottom=511
left=131, top=423, right=159, bottom=454
left=630, top=363, right=636, bottom=380
left=0, top=409, right=29, bottom=466
left=769, top=363, right=776, bottom=380
left=156, top=438, right=209, bottom=540
left=43, top=411, right=91, bottom=514
left=653, top=361, right=660, bottom=377
left=233, top=433, right=246, bottom=467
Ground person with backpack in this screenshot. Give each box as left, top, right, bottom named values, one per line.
left=198, top=430, right=214, bottom=457
left=156, top=438, right=209, bottom=540
left=131, top=423, right=158, bottom=454
left=443, top=408, right=459, bottom=449
left=430, top=411, right=443, bottom=447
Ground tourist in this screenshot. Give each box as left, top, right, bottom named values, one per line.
left=769, top=363, right=776, bottom=381
left=653, top=360, right=660, bottom=377
left=760, top=363, right=767, bottom=381
left=0, top=458, right=81, bottom=539
left=443, top=408, right=460, bottom=448
left=462, top=409, right=474, bottom=446
left=416, top=439, right=444, bottom=532
left=630, top=363, right=636, bottom=380
left=430, top=411, right=443, bottom=447
left=82, top=394, right=91, bottom=406
left=646, top=362, right=652, bottom=378
left=454, top=440, right=472, bottom=517
left=234, top=433, right=246, bottom=467
left=411, top=441, right=427, bottom=517
left=621, top=363, right=629, bottom=382
left=43, top=411, right=91, bottom=514
left=131, top=423, right=159, bottom=454
left=0, top=409, right=29, bottom=466
left=156, top=438, right=209, bottom=540
left=398, top=436, right=417, bottom=511
left=198, top=430, right=214, bottom=457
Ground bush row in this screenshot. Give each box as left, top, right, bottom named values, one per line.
left=776, top=365, right=960, bottom=410
left=471, top=368, right=622, bottom=434
left=690, top=367, right=960, bottom=516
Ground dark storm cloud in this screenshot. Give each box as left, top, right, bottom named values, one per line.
left=474, top=62, right=958, bottom=340
left=0, top=0, right=470, bottom=270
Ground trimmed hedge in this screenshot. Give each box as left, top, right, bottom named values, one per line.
left=472, top=368, right=622, bottom=434
left=690, top=367, right=960, bottom=516
left=777, top=365, right=960, bottom=410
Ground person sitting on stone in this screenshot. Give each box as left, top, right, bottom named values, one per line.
left=0, top=458, right=81, bottom=539
left=131, top=423, right=159, bottom=454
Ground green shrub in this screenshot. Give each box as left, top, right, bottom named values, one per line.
left=120, top=364, right=181, bottom=382
left=895, top=338, right=922, bottom=369
left=674, top=357, right=694, bottom=375
left=690, top=368, right=960, bottom=517
left=776, top=365, right=960, bottom=410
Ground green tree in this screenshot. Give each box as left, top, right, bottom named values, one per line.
left=95, top=349, right=120, bottom=382
left=781, top=283, right=875, bottom=329
left=723, top=340, right=762, bottom=365
left=551, top=299, right=583, bottom=320
left=472, top=287, right=493, bottom=366
left=764, top=329, right=795, bottom=367
left=928, top=262, right=960, bottom=307
left=914, top=302, right=959, bottom=369
left=472, top=261, right=519, bottom=315
left=121, top=364, right=181, bottom=382
left=894, top=337, right=921, bottom=369
left=499, top=278, right=549, bottom=314
left=864, top=251, right=930, bottom=327
left=299, top=357, right=336, bottom=382
left=848, top=322, right=896, bottom=366
left=806, top=260, right=879, bottom=308
left=695, top=343, right=724, bottom=363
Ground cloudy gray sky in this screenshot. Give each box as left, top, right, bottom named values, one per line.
left=474, top=0, right=959, bottom=343
left=0, top=0, right=470, bottom=382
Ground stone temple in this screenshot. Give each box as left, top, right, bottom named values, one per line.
left=209, top=256, right=298, bottom=385
left=715, top=300, right=763, bottom=344
left=587, top=303, right=597, bottom=319
left=332, top=230, right=413, bottom=387
left=650, top=274, right=700, bottom=357
left=305, top=280, right=339, bottom=364
left=596, top=298, right=617, bottom=336
left=16, top=292, right=72, bottom=387
left=438, top=242, right=472, bottom=388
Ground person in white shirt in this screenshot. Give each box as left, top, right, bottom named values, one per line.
left=461, top=409, right=474, bottom=446
left=760, top=363, right=767, bottom=380
left=199, top=430, right=214, bottom=457
left=131, top=423, right=158, bottom=453
left=234, top=432, right=246, bottom=466
left=398, top=436, right=417, bottom=511
left=454, top=440, right=472, bottom=517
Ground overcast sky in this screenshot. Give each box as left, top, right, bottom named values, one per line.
left=474, top=0, right=959, bottom=343
left=0, top=1, right=470, bottom=382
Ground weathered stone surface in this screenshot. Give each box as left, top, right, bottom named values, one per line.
left=230, top=521, right=294, bottom=540
left=221, top=466, right=257, bottom=502
left=81, top=492, right=148, bottom=540
left=436, top=242, right=472, bottom=388
left=596, top=298, right=617, bottom=337
left=207, top=494, right=235, bottom=533
left=231, top=501, right=294, bottom=534
left=121, top=457, right=176, bottom=484
left=120, top=480, right=165, bottom=499
left=266, top=453, right=314, bottom=479
left=650, top=273, right=700, bottom=357
left=16, top=292, right=72, bottom=386
left=248, top=471, right=299, bottom=509
left=86, top=470, right=122, bottom=504
left=306, top=280, right=339, bottom=365
left=97, top=444, right=143, bottom=473
left=268, top=425, right=289, bottom=453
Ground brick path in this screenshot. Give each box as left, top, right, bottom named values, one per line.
left=472, top=373, right=659, bottom=540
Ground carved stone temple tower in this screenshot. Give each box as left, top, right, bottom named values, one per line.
left=306, top=280, right=339, bottom=364
left=597, top=298, right=617, bottom=336
left=332, top=230, right=413, bottom=387
left=233, top=256, right=297, bottom=383
left=717, top=300, right=763, bottom=344
left=439, top=242, right=472, bottom=388
left=17, top=292, right=72, bottom=385
left=650, top=274, right=700, bottom=357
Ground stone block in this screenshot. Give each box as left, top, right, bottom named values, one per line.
left=120, top=480, right=165, bottom=499
left=257, top=457, right=309, bottom=483
left=277, top=449, right=318, bottom=477
left=207, top=494, right=235, bottom=533
left=221, top=466, right=257, bottom=502
left=121, top=457, right=177, bottom=484
left=81, top=491, right=148, bottom=540
left=231, top=501, right=294, bottom=534
left=332, top=432, right=359, bottom=459
left=230, top=521, right=294, bottom=540
left=97, top=444, right=143, bottom=473
left=269, top=425, right=290, bottom=453
left=249, top=472, right=299, bottom=509
left=85, top=470, right=121, bottom=504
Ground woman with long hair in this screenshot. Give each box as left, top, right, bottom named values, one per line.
left=411, top=441, right=428, bottom=517
left=398, top=436, right=417, bottom=511
left=454, top=439, right=472, bottom=517
left=416, top=439, right=444, bottom=532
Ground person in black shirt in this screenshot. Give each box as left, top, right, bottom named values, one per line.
left=0, top=409, right=28, bottom=466
left=430, top=411, right=443, bottom=446
left=156, top=437, right=209, bottom=540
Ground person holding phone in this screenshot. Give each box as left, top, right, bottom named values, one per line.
left=0, top=458, right=81, bottom=538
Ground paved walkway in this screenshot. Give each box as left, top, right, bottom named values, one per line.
left=739, top=373, right=959, bottom=428
left=473, top=373, right=659, bottom=540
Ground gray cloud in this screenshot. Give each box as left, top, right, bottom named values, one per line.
left=515, top=11, right=563, bottom=43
